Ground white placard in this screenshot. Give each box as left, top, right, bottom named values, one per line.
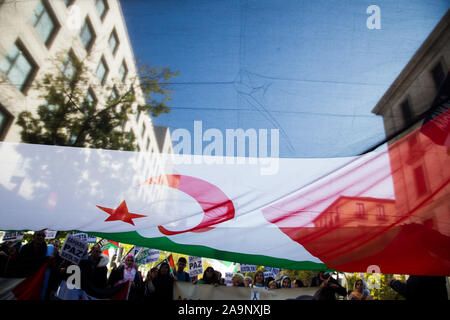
left=188, top=256, right=203, bottom=277
left=146, top=249, right=160, bottom=264
left=225, top=272, right=233, bottom=286
left=240, top=264, right=257, bottom=273
left=264, top=271, right=274, bottom=280
left=60, top=234, right=88, bottom=265
left=87, top=235, right=97, bottom=243
left=71, top=232, right=88, bottom=243
left=45, top=230, right=58, bottom=239
left=1, top=232, right=24, bottom=242
left=264, top=267, right=280, bottom=275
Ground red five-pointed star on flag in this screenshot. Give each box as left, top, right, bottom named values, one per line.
left=96, top=200, right=146, bottom=226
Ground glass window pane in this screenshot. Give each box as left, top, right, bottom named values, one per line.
left=7, top=52, right=32, bottom=90
left=35, top=11, right=54, bottom=44
left=30, top=2, right=44, bottom=26
left=80, top=22, right=93, bottom=49
left=0, top=44, right=19, bottom=74
left=96, top=59, right=107, bottom=83
left=95, top=0, right=106, bottom=18
left=119, top=62, right=127, bottom=81
left=109, top=32, right=118, bottom=53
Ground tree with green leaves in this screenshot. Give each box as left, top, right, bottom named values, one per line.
left=17, top=51, right=178, bottom=151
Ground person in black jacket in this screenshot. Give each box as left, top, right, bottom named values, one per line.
left=152, top=262, right=174, bottom=300
left=311, top=271, right=347, bottom=300
left=17, top=230, right=48, bottom=277
left=108, top=254, right=144, bottom=301
left=389, top=275, right=448, bottom=300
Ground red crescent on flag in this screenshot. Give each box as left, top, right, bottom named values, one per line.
left=141, top=175, right=235, bottom=235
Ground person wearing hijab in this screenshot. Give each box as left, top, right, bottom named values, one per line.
left=244, top=276, right=252, bottom=288
left=152, top=262, right=174, bottom=300
left=108, top=253, right=144, bottom=300
left=349, top=279, right=373, bottom=300
left=281, top=276, right=292, bottom=288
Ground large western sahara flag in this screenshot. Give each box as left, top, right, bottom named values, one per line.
left=0, top=108, right=449, bottom=276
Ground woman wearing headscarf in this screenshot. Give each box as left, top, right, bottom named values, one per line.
left=349, top=279, right=373, bottom=300
left=108, top=254, right=144, bottom=301
left=281, top=276, right=292, bottom=288
left=152, top=262, right=174, bottom=300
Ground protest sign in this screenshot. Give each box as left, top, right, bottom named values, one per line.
left=71, top=232, right=88, bottom=243
left=240, top=264, right=257, bottom=273
left=225, top=272, right=233, bottom=286
left=264, top=267, right=280, bottom=275
left=60, top=234, right=88, bottom=265
left=87, top=235, right=97, bottom=243
left=1, top=232, right=24, bottom=242
left=44, top=230, right=57, bottom=239
left=264, top=271, right=274, bottom=280
left=188, top=256, right=203, bottom=277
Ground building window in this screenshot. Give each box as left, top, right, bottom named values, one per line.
left=0, top=40, right=38, bottom=93
left=0, top=104, right=14, bottom=141
left=119, top=60, right=128, bottom=82
left=136, top=108, right=141, bottom=122
left=109, top=28, right=119, bottom=56
left=141, top=122, right=146, bottom=138
left=109, top=86, right=118, bottom=102
left=82, top=88, right=97, bottom=115
left=30, top=0, right=59, bottom=47
left=79, top=17, right=96, bottom=51
left=335, top=207, right=340, bottom=224
left=376, top=205, right=386, bottom=220
left=414, top=165, right=428, bottom=198
left=400, top=99, right=413, bottom=128
left=355, top=203, right=365, bottom=218
left=61, top=49, right=78, bottom=80
left=95, top=0, right=108, bottom=21
left=431, top=61, right=445, bottom=90
left=96, top=56, right=109, bottom=84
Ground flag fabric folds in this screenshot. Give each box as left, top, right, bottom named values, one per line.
left=0, top=109, right=449, bottom=276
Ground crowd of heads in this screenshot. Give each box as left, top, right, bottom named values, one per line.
left=5, top=231, right=445, bottom=300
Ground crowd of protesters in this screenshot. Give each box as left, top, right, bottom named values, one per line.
left=0, top=231, right=448, bottom=300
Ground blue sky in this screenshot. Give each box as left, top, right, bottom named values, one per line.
left=120, top=0, right=449, bottom=158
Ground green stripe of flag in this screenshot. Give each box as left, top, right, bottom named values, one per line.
left=88, top=231, right=331, bottom=271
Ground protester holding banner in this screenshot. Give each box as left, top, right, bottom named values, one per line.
left=293, top=279, right=305, bottom=288
left=281, top=276, right=292, bottom=288
left=197, top=267, right=219, bottom=286
left=108, top=254, right=144, bottom=301
left=151, top=262, right=174, bottom=300
left=268, top=280, right=279, bottom=290
left=252, top=270, right=265, bottom=288
left=231, top=273, right=245, bottom=287
left=243, top=276, right=251, bottom=288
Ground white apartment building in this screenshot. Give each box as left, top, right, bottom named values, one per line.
left=0, top=0, right=174, bottom=206
left=0, top=0, right=173, bottom=154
